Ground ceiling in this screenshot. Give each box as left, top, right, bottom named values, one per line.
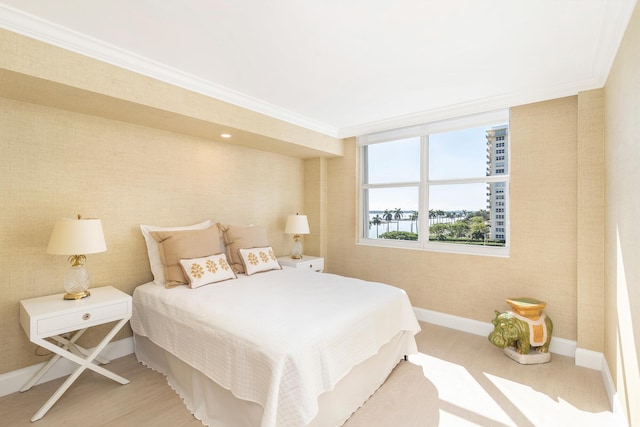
left=0, top=0, right=636, bottom=138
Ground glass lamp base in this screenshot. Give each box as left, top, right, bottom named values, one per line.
left=64, top=265, right=91, bottom=300
left=290, top=236, right=303, bottom=259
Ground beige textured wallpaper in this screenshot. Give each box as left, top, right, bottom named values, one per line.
left=0, top=97, right=304, bottom=373
left=604, top=1, right=640, bottom=424
left=325, top=97, right=586, bottom=342
left=576, top=88, right=605, bottom=352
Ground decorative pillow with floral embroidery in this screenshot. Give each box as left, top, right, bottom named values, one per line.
left=238, top=246, right=281, bottom=276
left=179, top=253, right=236, bottom=288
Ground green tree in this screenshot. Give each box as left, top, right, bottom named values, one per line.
left=470, top=221, right=487, bottom=241
left=371, top=215, right=382, bottom=238
left=429, top=223, right=450, bottom=240
left=450, top=221, right=470, bottom=238
left=382, top=209, right=393, bottom=232
left=393, top=208, right=404, bottom=231
left=409, top=211, right=418, bottom=233
left=379, top=231, right=418, bottom=241
left=429, top=209, right=437, bottom=226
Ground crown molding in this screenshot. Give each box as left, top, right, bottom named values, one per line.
left=0, top=4, right=339, bottom=138
left=1, top=1, right=634, bottom=140
left=338, top=76, right=603, bottom=138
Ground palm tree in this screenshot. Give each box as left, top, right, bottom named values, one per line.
left=371, top=215, right=382, bottom=238
left=429, top=209, right=437, bottom=226
left=393, top=208, right=404, bottom=231
left=447, top=211, right=455, bottom=223
left=409, top=211, right=418, bottom=233
left=382, top=209, right=393, bottom=232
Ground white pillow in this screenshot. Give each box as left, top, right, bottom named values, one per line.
left=140, top=220, right=212, bottom=286
left=179, top=253, right=236, bottom=288
left=238, top=246, right=281, bottom=276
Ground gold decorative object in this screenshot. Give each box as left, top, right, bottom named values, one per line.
left=505, top=297, right=546, bottom=320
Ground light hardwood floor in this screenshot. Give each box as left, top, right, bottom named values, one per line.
left=0, top=323, right=618, bottom=427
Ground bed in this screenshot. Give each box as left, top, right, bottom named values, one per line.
left=130, top=221, right=421, bottom=427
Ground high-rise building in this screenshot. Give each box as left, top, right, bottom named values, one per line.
left=486, top=125, right=509, bottom=242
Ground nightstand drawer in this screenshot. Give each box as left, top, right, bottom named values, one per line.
left=297, top=258, right=324, bottom=272
left=36, top=301, right=129, bottom=336
left=277, top=256, right=324, bottom=272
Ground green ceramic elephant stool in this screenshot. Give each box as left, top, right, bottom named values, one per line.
left=488, top=310, right=553, bottom=355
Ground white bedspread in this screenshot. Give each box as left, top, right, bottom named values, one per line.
left=131, top=269, right=420, bottom=427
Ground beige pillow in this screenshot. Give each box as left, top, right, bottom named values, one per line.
left=150, top=226, right=222, bottom=288
left=140, top=220, right=213, bottom=286
left=239, top=247, right=281, bottom=276
left=179, top=253, right=236, bottom=288
left=219, top=224, right=269, bottom=273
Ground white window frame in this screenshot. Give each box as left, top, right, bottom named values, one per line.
left=357, top=110, right=510, bottom=257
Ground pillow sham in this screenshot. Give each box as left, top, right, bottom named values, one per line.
left=239, top=246, right=281, bottom=276
left=140, top=220, right=212, bottom=286
left=179, top=253, right=236, bottom=288
left=150, top=226, right=222, bottom=288
left=219, top=224, right=270, bottom=274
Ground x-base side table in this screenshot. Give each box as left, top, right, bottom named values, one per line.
left=19, top=286, right=132, bottom=422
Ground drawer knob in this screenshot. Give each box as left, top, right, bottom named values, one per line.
left=309, top=264, right=313, bottom=269
left=82, top=313, right=91, bottom=321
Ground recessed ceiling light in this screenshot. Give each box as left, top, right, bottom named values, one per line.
left=221, top=133, right=232, bottom=138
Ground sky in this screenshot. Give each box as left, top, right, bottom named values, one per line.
left=366, top=124, right=505, bottom=212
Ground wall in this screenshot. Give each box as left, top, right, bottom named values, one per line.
left=326, top=97, right=602, bottom=345
left=576, top=89, right=605, bottom=352
left=0, top=97, right=304, bottom=374
left=604, top=1, right=640, bottom=424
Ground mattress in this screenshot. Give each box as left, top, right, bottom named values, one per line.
left=131, top=269, right=420, bottom=427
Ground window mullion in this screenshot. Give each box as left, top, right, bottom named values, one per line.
left=362, top=182, right=420, bottom=189
left=429, top=175, right=510, bottom=186
left=420, top=135, right=429, bottom=247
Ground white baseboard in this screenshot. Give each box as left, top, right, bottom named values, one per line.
left=600, top=353, right=630, bottom=427
left=413, top=306, right=576, bottom=359
left=0, top=336, right=134, bottom=398
left=575, top=347, right=604, bottom=370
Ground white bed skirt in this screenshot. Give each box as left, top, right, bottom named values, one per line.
left=134, top=331, right=415, bottom=427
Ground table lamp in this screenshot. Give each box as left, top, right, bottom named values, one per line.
left=47, top=214, right=107, bottom=300
left=284, top=213, right=310, bottom=259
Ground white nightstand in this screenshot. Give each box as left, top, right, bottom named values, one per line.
left=19, top=286, right=132, bottom=422
left=278, top=255, right=324, bottom=272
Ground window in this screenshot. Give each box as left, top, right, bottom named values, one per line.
left=359, top=111, right=509, bottom=256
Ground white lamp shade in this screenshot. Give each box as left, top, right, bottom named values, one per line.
left=47, top=218, right=107, bottom=255
left=284, top=214, right=310, bottom=235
